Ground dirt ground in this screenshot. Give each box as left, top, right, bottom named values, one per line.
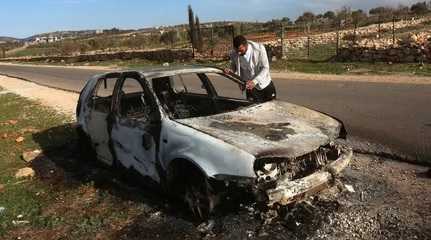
left=0, top=75, right=78, bottom=118
left=1, top=76, right=430, bottom=239
left=6, top=148, right=431, bottom=240
left=115, top=153, right=431, bottom=240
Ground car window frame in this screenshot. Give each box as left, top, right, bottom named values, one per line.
left=171, top=73, right=214, bottom=97
left=112, top=72, right=160, bottom=122
left=91, top=72, right=121, bottom=114
left=200, top=72, right=250, bottom=101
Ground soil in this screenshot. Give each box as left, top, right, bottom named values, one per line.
left=0, top=75, right=78, bottom=118
left=108, top=154, right=431, bottom=240
left=1, top=76, right=430, bottom=239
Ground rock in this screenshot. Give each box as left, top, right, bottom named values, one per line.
left=197, top=219, right=215, bottom=233
left=22, top=150, right=42, bottom=163
left=345, top=184, right=355, bottom=193
left=15, top=136, right=24, bottom=143
left=8, top=120, right=18, bottom=125
left=15, top=167, right=35, bottom=179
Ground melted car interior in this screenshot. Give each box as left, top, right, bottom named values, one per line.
left=152, top=73, right=253, bottom=119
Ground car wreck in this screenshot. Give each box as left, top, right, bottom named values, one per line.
left=76, top=66, right=352, bottom=218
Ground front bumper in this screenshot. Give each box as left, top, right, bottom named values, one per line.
left=266, top=145, right=353, bottom=206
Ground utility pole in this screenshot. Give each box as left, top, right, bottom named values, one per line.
left=336, top=24, right=340, bottom=56
left=281, top=23, right=286, bottom=59
left=392, top=16, right=396, bottom=45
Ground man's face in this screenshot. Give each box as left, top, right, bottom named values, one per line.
left=236, top=44, right=248, bottom=56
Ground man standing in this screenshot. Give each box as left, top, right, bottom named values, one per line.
left=224, top=35, right=276, bottom=103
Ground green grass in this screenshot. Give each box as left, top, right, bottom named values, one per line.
left=0, top=93, right=150, bottom=239
left=271, top=60, right=431, bottom=77
left=7, top=48, right=61, bottom=58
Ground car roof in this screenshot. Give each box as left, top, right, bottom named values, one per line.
left=99, top=65, right=223, bottom=80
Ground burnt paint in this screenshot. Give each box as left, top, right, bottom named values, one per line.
left=209, top=121, right=296, bottom=142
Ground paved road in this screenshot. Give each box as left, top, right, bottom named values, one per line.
left=1, top=64, right=430, bottom=161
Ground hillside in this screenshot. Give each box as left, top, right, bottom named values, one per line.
left=0, top=37, right=19, bottom=42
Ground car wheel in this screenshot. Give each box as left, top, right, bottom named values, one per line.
left=183, top=170, right=217, bottom=219
left=168, top=161, right=219, bottom=219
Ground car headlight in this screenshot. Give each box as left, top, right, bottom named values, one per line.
left=256, top=163, right=279, bottom=182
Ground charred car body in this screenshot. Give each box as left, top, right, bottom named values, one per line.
left=76, top=66, right=352, bottom=217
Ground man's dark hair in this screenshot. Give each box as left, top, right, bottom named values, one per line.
left=233, top=35, right=248, bottom=49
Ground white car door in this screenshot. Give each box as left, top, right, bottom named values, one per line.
left=86, top=74, right=119, bottom=166
left=111, top=73, right=161, bottom=182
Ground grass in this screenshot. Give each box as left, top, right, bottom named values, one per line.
left=7, top=47, right=61, bottom=58
left=0, top=92, right=157, bottom=239
left=271, top=60, right=431, bottom=77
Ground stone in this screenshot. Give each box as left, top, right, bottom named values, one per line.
left=22, top=150, right=42, bottom=163
left=345, top=184, right=355, bottom=193
left=15, top=167, right=35, bottom=179
left=8, top=120, right=18, bottom=125
left=15, top=137, right=24, bottom=143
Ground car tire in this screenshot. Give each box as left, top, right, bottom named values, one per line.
left=168, top=161, right=218, bottom=219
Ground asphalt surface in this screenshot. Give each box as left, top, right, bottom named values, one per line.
left=0, top=64, right=430, bottom=161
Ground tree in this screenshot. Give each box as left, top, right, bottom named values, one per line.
left=323, top=11, right=336, bottom=20
left=369, top=7, right=390, bottom=16
left=336, top=6, right=352, bottom=24
left=281, top=17, right=292, bottom=25
left=351, top=9, right=367, bottom=25
left=160, top=30, right=178, bottom=46
left=394, top=5, right=410, bottom=19
left=195, top=16, right=203, bottom=52
left=188, top=5, right=197, bottom=49
left=411, top=2, right=428, bottom=15
left=295, top=11, right=315, bottom=24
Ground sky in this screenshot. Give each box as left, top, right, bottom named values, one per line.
left=0, top=0, right=424, bottom=38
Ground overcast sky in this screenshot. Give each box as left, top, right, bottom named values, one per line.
left=0, top=0, right=425, bottom=38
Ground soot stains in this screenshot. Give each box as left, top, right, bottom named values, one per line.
left=209, top=121, right=296, bottom=141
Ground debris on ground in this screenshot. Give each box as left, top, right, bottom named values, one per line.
left=12, top=220, right=30, bottom=226
left=19, top=127, right=39, bottom=134
left=9, top=120, right=18, bottom=125
left=21, top=149, right=42, bottom=163
left=15, top=136, right=24, bottom=143
left=0, top=184, right=4, bottom=192
left=197, top=219, right=215, bottom=233
left=344, top=184, right=355, bottom=193
left=15, top=167, right=35, bottom=179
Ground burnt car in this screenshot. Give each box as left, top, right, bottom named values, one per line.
left=76, top=66, right=352, bottom=217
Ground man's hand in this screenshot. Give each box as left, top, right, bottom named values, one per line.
left=224, top=68, right=232, bottom=74
left=246, top=80, right=256, bottom=90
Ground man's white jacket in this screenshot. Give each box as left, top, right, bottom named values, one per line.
left=230, top=40, right=272, bottom=90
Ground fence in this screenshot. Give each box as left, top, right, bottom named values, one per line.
left=193, top=25, right=235, bottom=59
left=190, top=14, right=431, bottom=62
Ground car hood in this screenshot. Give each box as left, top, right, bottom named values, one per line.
left=176, top=101, right=344, bottom=159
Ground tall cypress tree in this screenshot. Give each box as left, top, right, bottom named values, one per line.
left=195, top=16, right=203, bottom=52
left=188, top=5, right=196, bottom=49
